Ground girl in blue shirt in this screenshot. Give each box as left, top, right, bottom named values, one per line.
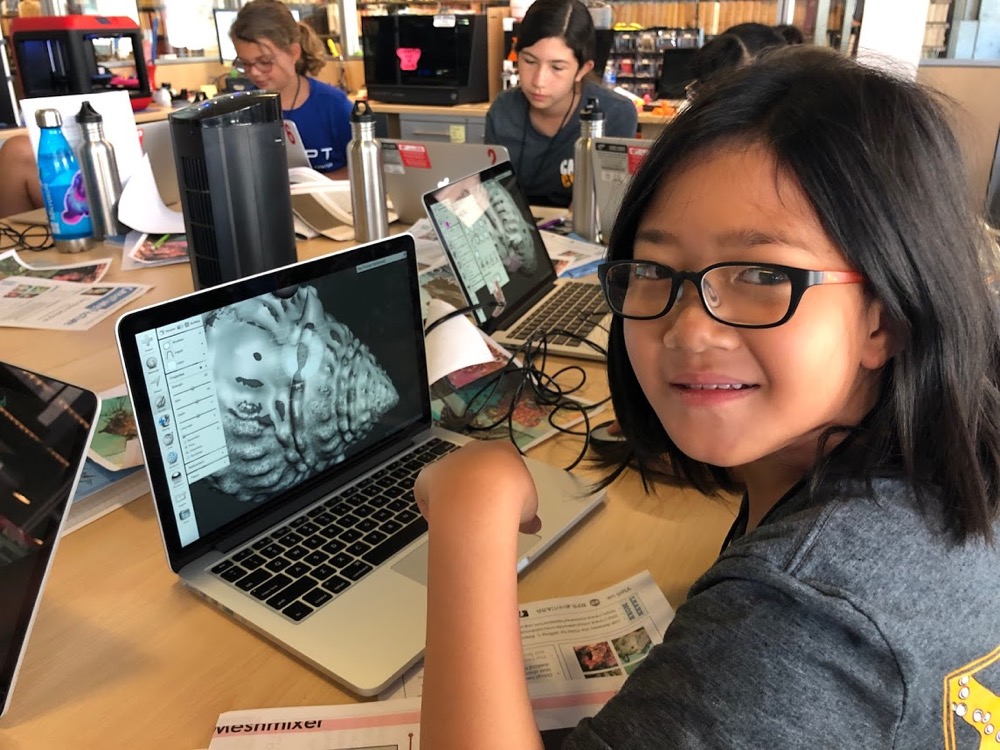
left=231, top=0, right=352, bottom=177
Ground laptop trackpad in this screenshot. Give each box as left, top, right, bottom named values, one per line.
left=392, top=534, right=542, bottom=586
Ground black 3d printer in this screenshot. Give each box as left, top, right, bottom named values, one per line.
left=10, top=15, right=152, bottom=111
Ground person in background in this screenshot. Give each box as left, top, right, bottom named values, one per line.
left=485, top=0, right=637, bottom=207
left=230, top=0, right=352, bottom=178
left=774, top=23, right=806, bottom=44
left=688, top=22, right=787, bottom=98
left=414, top=46, right=1000, bottom=747
left=0, top=135, right=42, bottom=219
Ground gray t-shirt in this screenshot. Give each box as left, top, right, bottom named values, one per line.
left=564, top=475, right=1000, bottom=748
left=484, top=79, right=638, bottom=207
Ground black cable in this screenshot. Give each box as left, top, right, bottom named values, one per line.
left=439, top=321, right=612, bottom=472
left=423, top=300, right=504, bottom=337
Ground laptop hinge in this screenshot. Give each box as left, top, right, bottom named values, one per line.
left=215, top=435, right=419, bottom=554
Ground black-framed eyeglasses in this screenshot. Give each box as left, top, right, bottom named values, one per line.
left=232, top=57, right=274, bottom=75
left=598, top=260, right=866, bottom=329
left=0, top=222, right=54, bottom=252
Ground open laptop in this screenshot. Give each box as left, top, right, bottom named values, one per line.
left=592, top=137, right=653, bottom=241
left=115, top=233, right=603, bottom=697
left=423, top=161, right=612, bottom=361
left=1, top=363, right=98, bottom=719
left=283, top=119, right=312, bottom=170
left=382, top=139, right=511, bottom=223
left=138, top=119, right=180, bottom=206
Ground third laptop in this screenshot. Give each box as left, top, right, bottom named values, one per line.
left=423, top=161, right=611, bottom=360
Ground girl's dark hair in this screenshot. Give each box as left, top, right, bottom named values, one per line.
left=774, top=24, right=806, bottom=44
left=515, top=0, right=596, bottom=69
left=723, top=22, right=788, bottom=54
left=690, top=34, right=750, bottom=91
left=231, top=0, right=326, bottom=76
left=605, top=46, right=1000, bottom=542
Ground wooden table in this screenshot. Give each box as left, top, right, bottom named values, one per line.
left=0, top=234, right=738, bottom=748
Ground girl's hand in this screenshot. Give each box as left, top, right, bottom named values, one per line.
left=414, top=440, right=542, bottom=534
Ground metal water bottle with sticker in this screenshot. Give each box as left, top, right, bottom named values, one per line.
left=571, top=98, right=604, bottom=243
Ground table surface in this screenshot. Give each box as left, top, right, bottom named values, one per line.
left=0, top=232, right=737, bottom=749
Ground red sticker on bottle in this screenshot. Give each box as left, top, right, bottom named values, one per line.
left=398, top=142, right=431, bottom=169
left=627, top=146, right=650, bottom=175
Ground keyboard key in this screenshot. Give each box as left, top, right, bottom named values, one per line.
left=211, top=560, right=234, bottom=575
left=303, top=551, right=328, bottom=567
left=271, top=525, right=290, bottom=538
left=265, top=557, right=290, bottom=573
left=354, top=504, right=375, bottom=518
left=221, top=565, right=247, bottom=583
left=251, top=536, right=273, bottom=550
left=396, top=509, right=418, bottom=524
left=289, top=516, right=308, bottom=528
left=372, top=508, right=393, bottom=523
left=322, top=539, right=345, bottom=555
left=236, top=569, right=271, bottom=592
left=331, top=552, right=353, bottom=568
left=232, top=548, right=253, bottom=562
left=346, top=541, right=371, bottom=557
left=266, top=576, right=318, bottom=610
left=312, top=563, right=336, bottom=581
left=251, top=573, right=291, bottom=601
left=362, top=529, right=387, bottom=546
left=339, top=528, right=363, bottom=543
left=341, top=560, right=373, bottom=581
left=302, top=534, right=325, bottom=550
left=260, top=544, right=284, bottom=559
left=242, top=554, right=266, bottom=571
left=362, top=516, right=428, bottom=566
left=303, top=588, right=333, bottom=607
left=381, top=519, right=402, bottom=535
left=357, top=518, right=378, bottom=533
left=283, top=600, right=313, bottom=622
left=336, top=513, right=360, bottom=529
left=286, top=562, right=310, bottom=579
left=298, top=522, right=320, bottom=536
left=322, top=575, right=350, bottom=594
left=285, top=545, right=309, bottom=561
left=278, top=531, right=303, bottom=548
left=314, top=512, right=334, bottom=526
left=387, top=498, right=409, bottom=513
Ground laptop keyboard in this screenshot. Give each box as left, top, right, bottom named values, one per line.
left=208, top=437, right=459, bottom=623
left=508, top=282, right=607, bottom=346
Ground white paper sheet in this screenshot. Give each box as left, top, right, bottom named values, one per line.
left=117, top=154, right=185, bottom=234
left=20, top=91, right=143, bottom=185
left=424, top=298, right=494, bottom=385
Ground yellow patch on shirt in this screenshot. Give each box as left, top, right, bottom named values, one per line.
left=944, top=646, right=1000, bottom=749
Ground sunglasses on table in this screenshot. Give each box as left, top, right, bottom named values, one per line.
left=598, top=260, right=866, bottom=329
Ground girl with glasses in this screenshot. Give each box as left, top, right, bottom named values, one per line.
left=231, top=0, right=352, bottom=178
left=414, top=47, right=1000, bottom=746
left=485, top=0, right=638, bottom=208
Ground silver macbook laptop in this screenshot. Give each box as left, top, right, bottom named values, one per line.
left=283, top=119, right=312, bottom=170
left=382, top=139, right=511, bottom=223
left=1, top=363, right=98, bottom=719
left=423, top=162, right=612, bottom=361
left=115, top=233, right=603, bottom=697
left=138, top=119, right=180, bottom=206
left=592, top=137, right=653, bottom=241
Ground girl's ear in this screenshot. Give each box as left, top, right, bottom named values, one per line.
left=289, top=41, right=302, bottom=62
left=860, top=300, right=896, bottom=371
left=576, top=60, right=595, bottom=82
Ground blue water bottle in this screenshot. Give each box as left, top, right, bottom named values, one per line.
left=35, top=108, right=92, bottom=252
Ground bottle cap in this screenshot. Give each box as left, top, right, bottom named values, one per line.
left=76, top=101, right=103, bottom=124
left=580, top=97, right=605, bottom=122
left=351, top=99, right=375, bottom=123
left=35, top=108, right=63, bottom=128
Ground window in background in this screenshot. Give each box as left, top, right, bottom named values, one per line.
left=162, top=0, right=218, bottom=58
left=77, top=0, right=139, bottom=21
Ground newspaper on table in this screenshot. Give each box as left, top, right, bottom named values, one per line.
left=380, top=569, right=673, bottom=700
left=0, top=249, right=149, bottom=330
left=206, top=571, right=672, bottom=749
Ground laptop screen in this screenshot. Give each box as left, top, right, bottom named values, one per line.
left=422, top=161, right=557, bottom=330
left=118, top=236, right=429, bottom=560
left=1, top=364, right=97, bottom=717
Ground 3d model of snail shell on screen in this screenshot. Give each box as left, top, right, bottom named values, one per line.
left=204, top=286, right=399, bottom=503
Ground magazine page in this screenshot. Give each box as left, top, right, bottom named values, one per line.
left=0, top=275, right=149, bottom=330
left=380, top=570, right=673, bottom=700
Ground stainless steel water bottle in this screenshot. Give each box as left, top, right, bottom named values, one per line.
left=347, top=100, right=389, bottom=243
left=76, top=101, right=127, bottom=240
left=571, top=97, right=605, bottom=243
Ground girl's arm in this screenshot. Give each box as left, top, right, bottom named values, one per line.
left=415, top=441, right=544, bottom=750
